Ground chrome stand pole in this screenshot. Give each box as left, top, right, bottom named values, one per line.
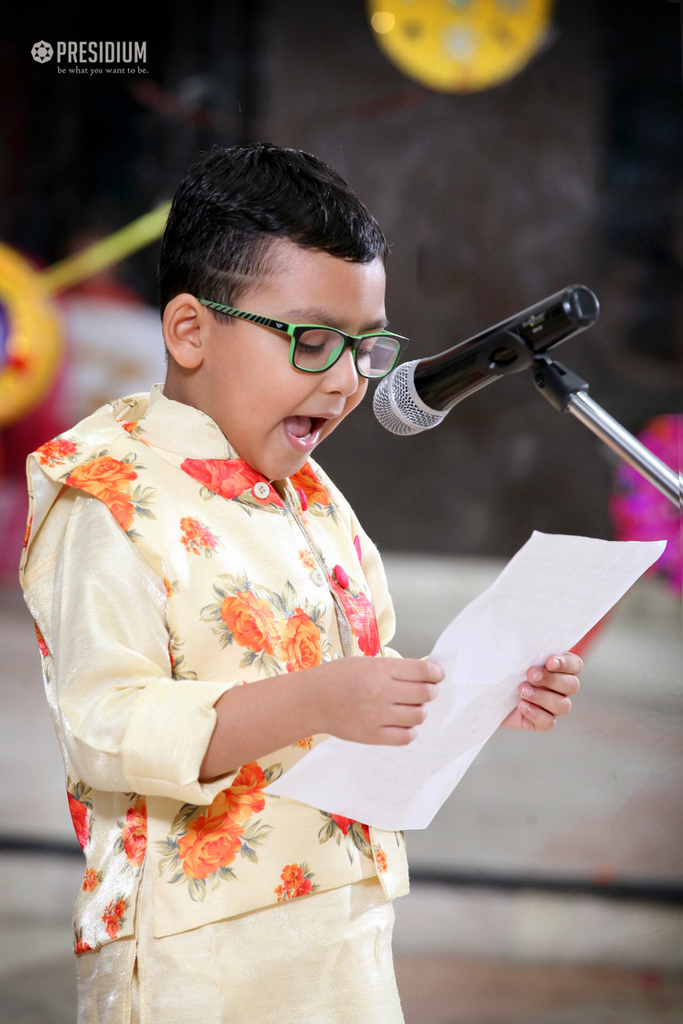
left=532, top=359, right=680, bottom=509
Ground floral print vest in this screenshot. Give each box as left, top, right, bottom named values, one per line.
left=20, top=390, right=409, bottom=950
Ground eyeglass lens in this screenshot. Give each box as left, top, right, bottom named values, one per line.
left=293, top=330, right=399, bottom=377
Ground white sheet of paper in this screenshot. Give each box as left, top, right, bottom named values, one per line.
left=266, top=532, right=666, bottom=831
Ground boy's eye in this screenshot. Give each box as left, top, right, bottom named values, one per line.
left=294, top=330, right=344, bottom=369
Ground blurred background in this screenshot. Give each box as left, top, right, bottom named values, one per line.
left=0, top=1, right=682, bottom=1021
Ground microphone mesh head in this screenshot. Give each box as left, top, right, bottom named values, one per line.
left=373, top=360, right=448, bottom=436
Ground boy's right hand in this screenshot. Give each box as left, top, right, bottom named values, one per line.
left=308, top=657, right=443, bottom=746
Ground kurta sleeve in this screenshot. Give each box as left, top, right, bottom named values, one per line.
left=50, top=493, right=239, bottom=804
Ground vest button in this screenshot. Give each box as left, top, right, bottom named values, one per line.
left=310, top=569, right=325, bottom=587
left=333, top=564, right=349, bottom=589
left=252, top=481, right=271, bottom=500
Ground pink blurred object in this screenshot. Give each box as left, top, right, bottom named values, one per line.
left=609, top=414, right=681, bottom=598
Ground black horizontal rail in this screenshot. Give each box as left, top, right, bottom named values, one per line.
left=1, top=836, right=682, bottom=906
left=409, top=868, right=683, bottom=906
left=0, top=836, right=83, bottom=857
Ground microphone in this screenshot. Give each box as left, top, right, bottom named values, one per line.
left=373, top=285, right=599, bottom=436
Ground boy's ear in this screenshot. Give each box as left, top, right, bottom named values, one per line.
left=162, top=294, right=208, bottom=369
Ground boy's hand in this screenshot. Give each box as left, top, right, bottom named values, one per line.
left=501, top=653, right=583, bottom=732
left=311, top=657, right=443, bottom=746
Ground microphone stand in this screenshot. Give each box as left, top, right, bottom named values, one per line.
left=531, top=357, right=680, bottom=508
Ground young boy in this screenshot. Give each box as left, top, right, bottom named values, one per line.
left=19, top=143, right=581, bottom=1024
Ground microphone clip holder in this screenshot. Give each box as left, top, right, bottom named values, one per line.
left=530, top=355, right=679, bottom=508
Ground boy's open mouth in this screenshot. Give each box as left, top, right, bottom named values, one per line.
left=283, top=415, right=327, bottom=452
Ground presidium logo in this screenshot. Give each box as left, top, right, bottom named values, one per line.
left=31, top=40, right=147, bottom=73
left=31, top=41, right=53, bottom=64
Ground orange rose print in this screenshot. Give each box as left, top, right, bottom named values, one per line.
left=82, top=868, right=101, bottom=892
left=102, top=896, right=127, bottom=939
left=221, top=591, right=279, bottom=654
left=35, top=438, right=77, bottom=467
left=210, top=762, right=267, bottom=823
left=66, top=455, right=137, bottom=502
left=106, top=494, right=135, bottom=531
left=68, top=793, right=90, bottom=850
left=375, top=848, right=388, bottom=873
left=177, top=812, right=244, bottom=880
left=298, top=549, right=317, bottom=571
left=121, top=798, right=147, bottom=867
left=66, top=456, right=137, bottom=531
left=290, top=463, right=329, bottom=506
left=180, top=516, right=218, bottom=556
left=119, top=419, right=138, bottom=433
left=277, top=608, right=322, bottom=672
left=180, top=458, right=283, bottom=505
left=275, top=863, right=315, bottom=901
left=293, top=736, right=313, bottom=751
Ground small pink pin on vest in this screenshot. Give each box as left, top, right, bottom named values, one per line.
left=333, top=564, right=349, bottom=589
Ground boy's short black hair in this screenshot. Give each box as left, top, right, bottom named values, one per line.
left=158, top=143, right=389, bottom=324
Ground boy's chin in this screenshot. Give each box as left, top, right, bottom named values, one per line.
left=254, top=449, right=314, bottom=483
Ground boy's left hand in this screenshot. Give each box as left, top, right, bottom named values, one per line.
left=501, top=653, right=583, bottom=731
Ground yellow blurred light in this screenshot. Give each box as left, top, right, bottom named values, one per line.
left=0, top=244, right=63, bottom=427
left=371, top=11, right=396, bottom=33
left=367, top=0, right=554, bottom=93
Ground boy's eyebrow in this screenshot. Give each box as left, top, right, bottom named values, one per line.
left=283, top=308, right=389, bottom=333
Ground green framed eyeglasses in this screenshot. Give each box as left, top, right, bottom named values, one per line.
left=198, top=298, right=407, bottom=379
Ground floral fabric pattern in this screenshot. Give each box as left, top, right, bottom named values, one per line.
left=64, top=451, right=155, bottom=535
left=102, top=895, right=129, bottom=939
left=35, top=437, right=78, bottom=467
left=168, top=632, right=198, bottom=681
left=274, top=862, right=318, bottom=901
left=200, top=572, right=329, bottom=675
left=180, top=457, right=284, bottom=514
left=180, top=516, right=219, bottom=556
left=114, top=797, right=147, bottom=870
left=328, top=573, right=380, bottom=657
left=82, top=868, right=102, bottom=892
left=67, top=779, right=93, bottom=851
left=290, top=462, right=339, bottom=522
left=298, top=549, right=317, bottom=571
left=318, top=812, right=373, bottom=864
left=156, top=762, right=281, bottom=902
left=34, top=620, right=49, bottom=657
left=73, top=927, right=92, bottom=955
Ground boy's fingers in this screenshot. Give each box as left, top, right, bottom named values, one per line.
left=394, top=659, right=444, bottom=684
left=526, top=667, right=580, bottom=695
left=379, top=725, right=419, bottom=746
left=517, top=699, right=557, bottom=732
left=388, top=703, right=428, bottom=728
left=394, top=681, right=440, bottom=705
left=545, top=653, right=583, bottom=675
left=519, top=683, right=572, bottom=717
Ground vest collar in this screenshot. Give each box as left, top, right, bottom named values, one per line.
left=135, top=383, right=239, bottom=461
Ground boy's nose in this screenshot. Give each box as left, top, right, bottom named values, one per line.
left=322, top=348, right=360, bottom=396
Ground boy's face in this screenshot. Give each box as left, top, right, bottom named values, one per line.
left=163, top=238, right=387, bottom=481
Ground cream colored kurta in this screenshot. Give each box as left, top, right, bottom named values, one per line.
left=20, top=384, right=408, bottom=1023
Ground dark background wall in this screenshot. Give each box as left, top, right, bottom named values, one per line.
left=2, top=0, right=682, bottom=556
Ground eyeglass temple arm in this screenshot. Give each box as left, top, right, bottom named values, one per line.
left=199, top=299, right=291, bottom=333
